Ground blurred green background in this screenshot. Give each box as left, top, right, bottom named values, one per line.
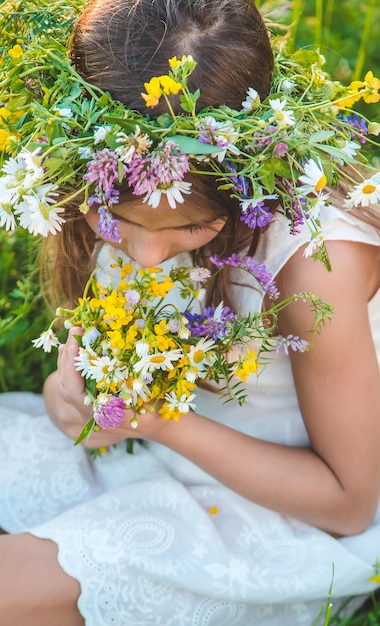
left=0, top=0, right=379, bottom=394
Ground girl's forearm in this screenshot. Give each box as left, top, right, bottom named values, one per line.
left=150, top=411, right=376, bottom=535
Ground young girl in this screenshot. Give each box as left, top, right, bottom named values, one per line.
left=0, top=0, right=379, bottom=624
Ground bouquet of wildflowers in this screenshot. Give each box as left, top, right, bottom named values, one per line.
left=33, top=254, right=332, bottom=444
left=1, top=0, right=380, bottom=274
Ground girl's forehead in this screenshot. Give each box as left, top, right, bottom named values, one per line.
left=116, top=197, right=215, bottom=229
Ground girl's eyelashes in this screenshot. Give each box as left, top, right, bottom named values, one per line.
left=175, top=225, right=206, bottom=233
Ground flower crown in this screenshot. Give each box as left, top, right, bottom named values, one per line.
left=1, top=0, right=380, bottom=270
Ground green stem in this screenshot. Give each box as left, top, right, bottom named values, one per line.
left=315, top=0, right=323, bottom=49
left=288, top=0, right=303, bottom=53
left=352, top=0, right=376, bottom=81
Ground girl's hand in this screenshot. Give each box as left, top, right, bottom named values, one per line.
left=44, top=327, right=167, bottom=447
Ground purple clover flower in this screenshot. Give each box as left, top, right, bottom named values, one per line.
left=210, top=253, right=280, bottom=298
left=240, top=200, right=273, bottom=229
left=273, top=141, right=288, bottom=157
left=183, top=305, right=237, bottom=340
left=126, top=140, right=189, bottom=197
left=84, top=148, right=120, bottom=192
left=94, top=395, right=126, bottom=429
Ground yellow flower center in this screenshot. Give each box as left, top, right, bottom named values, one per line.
left=151, top=355, right=166, bottom=363
left=193, top=350, right=205, bottom=364
left=315, top=174, right=327, bottom=192
left=362, top=183, right=376, bottom=195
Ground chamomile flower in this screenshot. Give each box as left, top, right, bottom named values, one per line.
left=269, top=98, right=296, bottom=127
left=298, top=159, right=327, bottom=194
left=242, top=87, right=260, bottom=111
left=344, top=173, right=380, bottom=208
left=188, top=338, right=217, bottom=375
left=15, top=184, right=65, bottom=236
left=82, top=326, right=101, bottom=347
left=145, top=180, right=192, bottom=209
left=164, top=391, right=197, bottom=413
left=31, top=329, right=60, bottom=352
left=133, top=349, right=183, bottom=375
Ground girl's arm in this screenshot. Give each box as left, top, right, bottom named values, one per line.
left=44, top=240, right=380, bottom=535
left=142, top=240, right=380, bottom=535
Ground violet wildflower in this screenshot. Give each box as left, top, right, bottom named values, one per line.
left=210, top=253, right=280, bottom=298
left=183, top=305, right=237, bottom=340
left=240, top=200, right=273, bottom=229
left=97, top=206, right=121, bottom=243
left=94, top=395, right=126, bottom=429
left=339, top=113, right=368, bottom=144
left=275, top=334, right=309, bottom=356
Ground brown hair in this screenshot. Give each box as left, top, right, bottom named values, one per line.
left=43, top=0, right=275, bottom=308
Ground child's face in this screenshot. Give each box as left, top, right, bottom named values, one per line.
left=85, top=197, right=226, bottom=267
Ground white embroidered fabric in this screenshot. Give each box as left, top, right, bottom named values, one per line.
left=0, top=207, right=379, bottom=625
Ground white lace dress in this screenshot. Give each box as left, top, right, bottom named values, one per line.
left=1, top=206, right=379, bottom=626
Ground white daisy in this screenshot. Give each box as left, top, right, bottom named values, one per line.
left=164, top=391, right=197, bottom=413
left=85, top=354, right=126, bottom=384
left=135, top=339, right=150, bottom=358
left=188, top=338, right=217, bottom=375
left=82, top=326, right=101, bottom=348
left=31, top=329, right=60, bottom=352
left=14, top=184, right=65, bottom=236
left=241, top=87, right=260, bottom=112
left=133, top=348, right=183, bottom=375
left=93, top=125, right=112, bottom=145
left=344, top=173, right=380, bottom=208
left=19, top=147, right=45, bottom=182
left=240, top=193, right=278, bottom=213
left=269, top=98, right=296, bottom=127
left=298, top=159, right=327, bottom=194
left=53, top=106, right=73, bottom=118
left=74, top=346, right=98, bottom=377
left=145, top=180, right=192, bottom=209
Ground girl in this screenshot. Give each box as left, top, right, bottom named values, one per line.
left=0, top=0, right=379, bottom=624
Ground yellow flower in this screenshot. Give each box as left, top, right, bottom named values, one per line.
left=107, top=329, right=125, bottom=350
left=369, top=575, right=380, bottom=584
left=0, top=128, right=12, bottom=151
left=141, top=75, right=182, bottom=107
left=338, top=91, right=362, bottom=109
left=124, top=323, right=139, bottom=350
left=150, top=276, right=175, bottom=298
left=159, top=403, right=181, bottom=421
left=120, top=263, right=133, bottom=278
left=234, top=350, right=259, bottom=382
left=169, top=55, right=189, bottom=70
left=8, top=44, right=23, bottom=59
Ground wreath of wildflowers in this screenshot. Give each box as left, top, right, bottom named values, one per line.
left=1, top=0, right=380, bottom=268
left=0, top=0, right=376, bottom=440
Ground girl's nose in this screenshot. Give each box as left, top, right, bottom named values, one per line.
left=126, top=232, right=169, bottom=267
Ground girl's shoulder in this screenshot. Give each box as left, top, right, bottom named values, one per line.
left=257, top=203, right=380, bottom=281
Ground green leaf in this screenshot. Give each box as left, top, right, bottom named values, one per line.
left=74, top=417, right=95, bottom=446
left=313, top=143, right=356, bottom=163
left=167, top=135, right=224, bottom=155
left=308, top=130, right=335, bottom=143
